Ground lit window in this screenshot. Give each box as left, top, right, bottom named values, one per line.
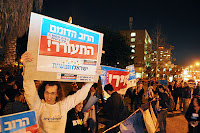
left=160, top=59, right=162, bottom=61
left=160, top=51, right=163, bottom=52
left=131, top=38, right=135, bottom=42
left=131, top=56, right=135, bottom=59
left=148, top=38, right=151, bottom=44
left=145, top=38, right=147, bottom=44
left=131, top=49, right=135, bottom=53
left=163, top=68, right=166, bottom=72
left=130, top=45, right=135, bottom=48
left=131, top=32, right=136, bottom=37
left=163, top=55, right=166, bottom=56
left=167, top=55, right=170, bottom=56
left=144, top=51, right=147, bottom=54
left=154, top=51, right=157, bottom=53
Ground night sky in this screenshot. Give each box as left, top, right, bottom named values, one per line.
left=4, top=0, right=200, bottom=66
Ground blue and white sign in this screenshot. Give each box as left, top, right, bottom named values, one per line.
left=126, top=65, right=136, bottom=80
left=0, top=110, right=37, bottom=133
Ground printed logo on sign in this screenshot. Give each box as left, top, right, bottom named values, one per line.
left=60, top=74, right=77, bottom=80
left=39, top=18, right=100, bottom=60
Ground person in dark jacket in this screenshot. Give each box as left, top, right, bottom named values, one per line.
left=179, top=81, right=185, bottom=111
left=3, top=92, right=29, bottom=115
left=103, top=84, right=130, bottom=132
left=134, top=82, right=144, bottom=110
left=185, top=97, right=200, bottom=133
left=183, top=82, right=192, bottom=114
left=193, top=82, right=200, bottom=98
left=0, top=76, right=18, bottom=115
left=66, top=101, right=88, bottom=133
left=125, top=86, right=136, bottom=111
left=158, top=85, right=169, bottom=133
left=173, top=81, right=181, bottom=110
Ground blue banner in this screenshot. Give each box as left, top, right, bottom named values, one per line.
left=158, top=80, right=168, bottom=85
left=0, top=110, right=37, bottom=133
left=120, top=112, right=144, bottom=133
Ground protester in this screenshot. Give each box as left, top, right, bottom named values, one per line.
left=3, top=91, right=29, bottom=115
left=173, top=81, right=181, bottom=111
left=21, top=51, right=101, bottom=133
left=168, top=81, right=175, bottom=100
left=183, top=82, right=192, bottom=114
left=0, top=75, right=18, bottom=114
left=179, top=81, right=185, bottom=112
left=83, top=83, right=103, bottom=133
left=126, top=86, right=136, bottom=111
left=157, top=85, right=169, bottom=133
left=103, top=84, right=130, bottom=132
left=66, top=101, right=88, bottom=133
left=185, top=97, right=200, bottom=133
left=134, top=82, right=144, bottom=109
left=193, top=82, right=200, bottom=98
left=68, top=82, right=79, bottom=96
left=145, top=82, right=154, bottom=102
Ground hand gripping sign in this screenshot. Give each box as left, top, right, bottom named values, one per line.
left=25, top=12, right=103, bottom=82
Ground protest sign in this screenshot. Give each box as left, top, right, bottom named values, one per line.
left=25, top=12, right=103, bottom=82
left=82, top=96, right=99, bottom=112
left=100, top=65, right=129, bottom=99
left=126, top=65, right=136, bottom=88
left=0, top=110, right=37, bottom=133
left=120, top=112, right=144, bottom=133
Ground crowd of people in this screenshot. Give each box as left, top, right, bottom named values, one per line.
left=0, top=51, right=200, bottom=133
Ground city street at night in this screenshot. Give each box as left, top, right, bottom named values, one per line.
left=1, top=0, right=200, bottom=133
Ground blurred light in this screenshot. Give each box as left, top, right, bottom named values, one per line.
left=190, top=65, right=193, bottom=68
left=196, top=62, right=200, bottom=66
left=20, top=59, right=23, bottom=62
left=184, top=69, right=188, bottom=75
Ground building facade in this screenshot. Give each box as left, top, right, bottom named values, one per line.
left=120, top=29, right=152, bottom=78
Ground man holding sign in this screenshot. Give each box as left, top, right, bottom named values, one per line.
left=21, top=52, right=101, bottom=133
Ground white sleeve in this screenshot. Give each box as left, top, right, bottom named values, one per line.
left=23, top=79, right=42, bottom=111
left=63, top=82, right=93, bottom=111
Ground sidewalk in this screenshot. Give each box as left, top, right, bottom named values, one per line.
left=166, top=111, right=188, bottom=133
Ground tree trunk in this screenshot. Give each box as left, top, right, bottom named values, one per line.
left=3, top=38, right=17, bottom=66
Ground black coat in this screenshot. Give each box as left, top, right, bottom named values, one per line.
left=103, top=92, right=130, bottom=122
left=65, top=108, right=87, bottom=133
left=185, top=107, right=200, bottom=133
